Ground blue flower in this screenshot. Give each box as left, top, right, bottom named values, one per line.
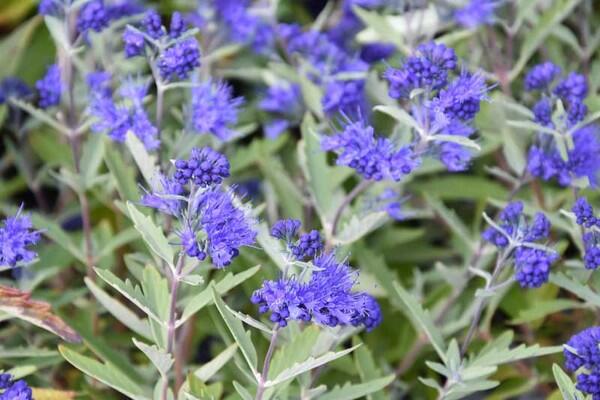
left=321, top=117, right=419, bottom=181
left=565, top=327, right=600, bottom=398
left=39, top=0, right=63, bottom=16
left=573, top=197, right=597, bottom=228
left=259, top=83, right=303, bottom=139
left=141, top=175, right=185, bottom=216
left=36, top=64, right=62, bottom=109
left=77, top=0, right=109, bottom=34
left=270, top=219, right=301, bottom=242
left=0, top=374, right=32, bottom=400
left=359, top=42, right=395, bottom=63
left=123, top=26, right=145, bottom=58
left=524, top=62, right=561, bottom=92
left=454, top=0, right=501, bottom=28
left=554, top=72, right=588, bottom=103
left=513, top=247, right=556, bottom=288
left=178, top=223, right=206, bottom=260
left=173, top=147, right=231, bottom=187
left=532, top=98, right=553, bottom=127
left=429, top=71, right=489, bottom=125
left=0, top=77, right=32, bottom=104
left=157, top=38, right=201, bottom=81
left=251, top=252, right=382, bottom=330
left=169, top=11, right=186, bottom=38
left=193, top=188, right=257, bottom=268
left=190, top=80, right=243, bottom=140
left=214, top=0, right=274, bottom=51
left=143, top=10, right=165, bottom=39
left=572, top=198, right=600, bottom=270
left=290, top=230, right=323, bottom=260
left=439, top=142, right=472, bottom=172
left=322, top=78, right=366, bottom=116
left=0, top=208, right=41, bottom=268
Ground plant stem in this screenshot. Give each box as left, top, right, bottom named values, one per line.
left=255, top=327, right=280, bottom=400
left=162, top=253, right=186, bottom=400
left=460, top=245, right=513, bottom=356
left=328, top=180, right=374, bottom=245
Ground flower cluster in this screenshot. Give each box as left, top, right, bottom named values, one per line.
left=572, top=198, right=600, bottom=270
left=124, top=10, right=200, bottom=82
left=270, top=219, right=323, bottom=261
left=482, top=201, right=557, bottom=288
left=87, top=74, right=160, bottom=150
left=189, top=80, right=243, bottom=141
left=35, top=64, right=62, bottom=109
left=454, top=0, right=501, bottom=28
left=259, top=83, right=304, bottom=139
left=384, top=42, right=489, bottom=172
left=211, top=0, right=274, bottom=52
left=321, top=117, right=419, bottom=181
left=0, top=208, right=41, bottom=268
left=565, top=327, right=600, bottom=399
left=524, top=62, right=600, bottom=186
left=142, top=147, right=256, bottom=268
left=251, top=250, right=382, bottom=330
left=0, top=77, right=32, bottom=105
left=0, top=373, right=32, bottom=400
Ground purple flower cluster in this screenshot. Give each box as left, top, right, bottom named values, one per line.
left=454, top=0, right=501, bottom=29
left=565, top=327, right=600, bottom=399
left=35, top=64, right=62, bottom=109
left=251, top=252, right=382, bottom=330
left=0, top=209, right=41, bottom=268
left=0, top=77, right=32, bottom=104
left=123, top=10, right=200, bottom=81
left=270, top=219, right=323, bottom=261
left=212, top=0, right=274, bottom=52
left=87, top=74, right=160, bottom=150
left=142, top=147, right=256, bottom=268
left=77, top=0, right=109, bottom=34
left=523, top=62, right=600, bottom=186
left=0, top=374, right=32, bottom=400
left=321, top=117, right=419, bottom=181
left=259, top=83, right=304, bottom=139
left=385, top=42, right=489, bottom=172
left=174, top=147, right=230, bottom=187
left=189, top=80, right=243, bottom=140
left=482, top=201, right=556, bottom=288
left=572, top=198, right=600, bottom=270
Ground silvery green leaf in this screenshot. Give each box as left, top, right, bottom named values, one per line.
left=194, top=343, right=238, bottom=382
left=9, top=98, right=69, bottom=135
left=418, top=377, right=442, bottom=391
left=80, top=133, right=106, bottom=189
left=133, top=338, right=174, bottom=377
left=44, top=15, right=71, bottom=51
left=59, top=345, right=151, bottom=400
left=391, top=282, right=447, bottom=364
left=259, top=157, right=305, bottom=220
left=353, top=7, right=410, bottom=54
left=269, top=325, right=320, bottom=380
left=0, top=347, right=58, bottom=358
left=233, top=381, right=253, bottom=400
left=178, top=265, right=261, bottom=325
left=0, top=16, right=41, bottom=78
left=318, top=375, right=395, bottom=400
left=126, top=132, right=159, bottom=188
left=265, top=345, right=360, bottom=387
left=444, top=379, right=499, bottom=400
left=552, top=364, right=585, bottom=400
left=85, top=277, right=152, bottom=340
left=298, top=71, right=324, bottom=119
left=425, top=361, right=450, bottom=377
left=334, top=211, right=389, bottom=246
left=104, top=141, right=140, bottom=201
left=509, top=0, right=582, bottom=81
left=211, top=286, right=258, bottom=374
left=550, top=272, right=600, bottom=307
left=180, top=274, right=205, bottom=286
left=373, top=105, right=421, bottom=132
left=430, top=134, right=481, bottom=151
left=352, top=338, right=386, bottom=400
left=126, top=202, right=174, bottom=268
left=221, top=301, right=271, bottom=334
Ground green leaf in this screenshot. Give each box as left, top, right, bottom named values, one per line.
left=194, top=343, right=238, bottom=382
left=335, top=212, right=389, bottom=246
left=391, top=281, right=447, bottom=364
left=265, top=345, right=360, bottom=388
left=10, top=98, right=68, bottom=135
left=104, top=143, right=139, bottom=201
left=44, top=15, right=70, bottom=51
left=352, top=7, right=409, bottom=54
left=269, top=325, right=320, bottom=380
left=178, top=266, right=261, bottom=325
left=258, top=157, right=305, bottom=220
left=126, top=202, right=174, bottom=267
left=0, top=15, right=41, bottom=78
left=510, top=299, right=583, bottom=324
left=94, top=268, right=163, bottom=324
left=373, top=105, right=421, bottom=132
left=125, top=132, right=159, bottom=187
left=550, top=272, right=600, bottom=307
left=431, top=134, right=481, bottom=151
left=133, top=338, right=173, bottom=377
left=353, top=338, right=386, bottom=400
left=552, top=364, right=583, bottom=400
left=424, top=195, right=474, bottom=252
left=80, top=133, right=106, bottom=189
left=59, top=345, right=150, bottom=400
left=85, top=277, right=152, bottom=340
left=509, top=0, right=582, bottom=81
left=318, top=375, right=395, bottom=400
left=211, top=286, right=258, bottom=374
left=298, top=72, right=324, bottom=119
left=233, top=381, right=253, bottom=400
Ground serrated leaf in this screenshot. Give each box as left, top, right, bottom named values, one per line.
left=80, top=133, right=105, bottom=189
left=85, top=277, right=152, bottom=340
left=431, top=134, right=480, bottom=151
left=265, top=345, right=360, bottom=387
left=59, top=345, right=150, bottom=400
left=178, top=266, right=260, bottom=325
left=374, top=105, right=421, bottom=132
left=269, top=325, right=320, bottom=380
left=353, top=338, right=386, bottom=400
left=334, top=212, right=389, bottom=246
left=352, top=7, right=409, bottom=54
left=133, top=338, right=174, bottom=377
left=104, top=143, right=139, bottom=201
left=211, top=286, right=258, bottom=374
left=126, top=202, right=174, bottom=267
left=550, top=272, right=600, bottom=307
left=318, top=375, right=395, bottom=400
left=552, top=364, right=584, bottom=400
left=391, top=281, right=447, bottom=364
left=125, top=132, right=159, bottom=187
left=194, top=343, right=238, bottom=382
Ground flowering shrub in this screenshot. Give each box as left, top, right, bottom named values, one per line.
left=1, top=0, right=600, bottom=399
